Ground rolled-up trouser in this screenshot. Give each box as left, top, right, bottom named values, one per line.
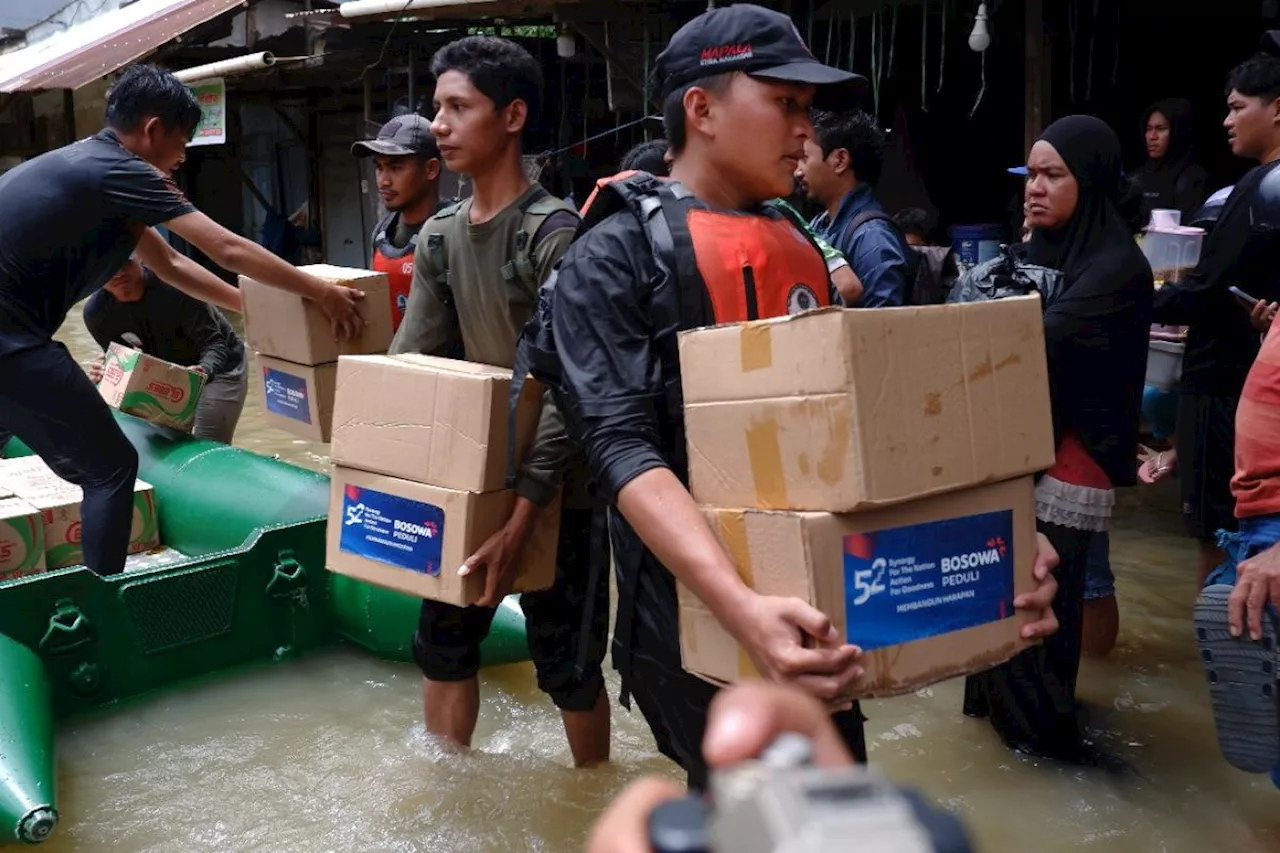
left=192, top=359, right=248, bottom=445
left=0, top=341, right=139, bottom=575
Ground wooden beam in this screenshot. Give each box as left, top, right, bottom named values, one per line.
left=1023, top=0, right=1049, bottom=156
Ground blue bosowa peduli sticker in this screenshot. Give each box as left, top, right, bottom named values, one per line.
left=843, top=510, right=1015, bottom=651
left=339, top=484, right=445, bottom=576
left=263, top=367, right=311, bottom=424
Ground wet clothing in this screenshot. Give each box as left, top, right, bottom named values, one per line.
left=0, top=342, right=138, bottom=575
left=0, top=128, right=194, bottom=356
left=83, top=270, right=244, bottom=377
left=550, top=179, right=865, bottom=787
left=967, top=115, right=1151, bottom=761
left=0, top=128, right=193, bottom=576
left=1082, top=530, right=1115, bottom=601
left=1235, top=316, right=1280, bottom=520
left=811, top=184, right=911, bottom=308
left=392, top=182, right=607, bottom=711
left=1132, top=99, right=1209, bottom=224
left=412, top=508, right=609, bottom=711
left=1180, top=393, right=1240, bottom=539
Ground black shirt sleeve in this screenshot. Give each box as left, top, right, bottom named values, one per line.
left=552, top=222, right=671, bottom=501
left=81, top=291, right=115, bottom=352
left=1152, top=197, right=1253, bottom=324
left=102, top=157, right=196, bottom=227
left=169, top=286, right=235, bottom=376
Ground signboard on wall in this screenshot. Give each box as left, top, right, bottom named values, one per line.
left=187, top=77, right=226, bottom=147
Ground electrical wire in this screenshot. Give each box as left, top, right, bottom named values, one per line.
left=350, top=0, right=418, bottom=85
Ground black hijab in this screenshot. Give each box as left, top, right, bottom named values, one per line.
left=1026, top=115, right=1154, bottom=487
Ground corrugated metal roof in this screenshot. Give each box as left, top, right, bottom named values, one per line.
left=0, top=0, right=246, bottom=92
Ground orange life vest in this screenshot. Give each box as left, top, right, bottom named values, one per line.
left=578, top=171, right=831, bottom=324
left=370, top=211, right=418, bottom=331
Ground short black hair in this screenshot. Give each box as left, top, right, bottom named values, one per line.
left=812, top=109, right=885, bottom=188
left=661, top=73, right=734, bottom=153
left=1226, top=55, right=1280, bottom=102
left=105, top=64, right=203, bottom=136
left=621, top=139, right=670, bottom=174
left=430, top=36, right=543, bottom=121
left=893, top=207, right=930, bottom=237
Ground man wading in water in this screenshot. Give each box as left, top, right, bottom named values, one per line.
left=0, top=64, right=363, bottom=577
left=390, top=36, right=611, bottom=767
left=529, top=4, right=1062, bottom=788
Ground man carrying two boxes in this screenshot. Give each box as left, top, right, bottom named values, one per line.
left=325, top=36, right=611, bottom=767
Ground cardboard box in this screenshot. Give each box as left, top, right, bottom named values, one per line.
left=679, top=298, right=1055, bottom=512
left=331, top=354, right=544, bottom=493
left=326, top=466, right=560, bottom=607
left=241, top=265, right=393, bottom=365
left=98, top=343, right=207, bottom=433
left=258, top=356, right=338, bottom=443
left=678, top=477, right=1038, bottom=699
left=0, top=498, right=46, bottom=580
left=0, top=457, right=160, bottom=569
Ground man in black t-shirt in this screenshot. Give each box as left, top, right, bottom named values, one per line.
left=0, top=64, right=365, bottom=576
left=84, top=258, right=248, bottom=444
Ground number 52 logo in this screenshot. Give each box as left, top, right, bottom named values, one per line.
left=852, top=557, right=888, bottom=606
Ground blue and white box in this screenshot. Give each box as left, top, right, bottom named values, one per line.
left=678, top=476, right=1038, bottom=699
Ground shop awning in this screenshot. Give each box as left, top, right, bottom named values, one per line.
left=0, top=0, right=246, bottom=92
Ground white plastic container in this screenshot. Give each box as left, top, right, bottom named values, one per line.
left=1141, top=226, right=1204, bottom=285
left=1146, top=338, right=1185, bottom=391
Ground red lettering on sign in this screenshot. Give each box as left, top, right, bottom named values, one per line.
left=67, top=521, right=82, bottom=545
left=0, top=542, right=12, bottom=561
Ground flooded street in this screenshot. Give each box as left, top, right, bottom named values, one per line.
left=35, top=307, right=1280, bottom=852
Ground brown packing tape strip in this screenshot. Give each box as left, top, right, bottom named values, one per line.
left=739, top=323, right=773, bottom=373
left=744, top=415, right=789, bottom=508
left=714, top=510, right=761, bottom=679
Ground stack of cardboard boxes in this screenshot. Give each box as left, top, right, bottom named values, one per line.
left=676, top=296, right=1057, bottom=699
left=324, top=353, right=559, bottom=606
left=240, top=265, right=394, bottom=442
left=97, top=343, right=208, bottom=433
left=0, top=456, right=160, bottom=578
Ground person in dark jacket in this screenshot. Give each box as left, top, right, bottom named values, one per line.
left=1132, top=98, right=1209, bottom=225
left=1152, top=45, right=1280, bottom=584
left=964, top=115, right=1154, bottom=763
left=83, top=258, right=247, bottom=444
left=548, top=4, right=1063, bottom=790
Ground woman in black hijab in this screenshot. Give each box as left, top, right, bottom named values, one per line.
left=1132, top=98, right=1209, bottom=224
left=964, top=115, right=1154, bottom=762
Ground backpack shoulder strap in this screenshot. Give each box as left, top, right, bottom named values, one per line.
left=507, top=186, right=581, bottom=290
left=423, top=200, right=465, bottom=306
left=848, top=209, right=895, bottom=232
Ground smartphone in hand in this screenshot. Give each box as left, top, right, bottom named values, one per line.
left=1230, top=286, right=1261, bottom=309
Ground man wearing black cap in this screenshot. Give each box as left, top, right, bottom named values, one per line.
left=352, top=115, right=443, bottom=331
left=535, top=4, right=1062, bottom=788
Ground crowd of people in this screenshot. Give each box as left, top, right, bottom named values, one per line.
left=5, top=3, right=1280, bottom=848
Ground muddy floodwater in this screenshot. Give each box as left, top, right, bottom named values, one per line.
left=34, top=308, right=1280, bottom=852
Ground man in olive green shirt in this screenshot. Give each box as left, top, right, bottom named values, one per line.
left=390, top=35, right=611, bottom=768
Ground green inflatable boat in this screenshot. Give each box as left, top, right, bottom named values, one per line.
left=0, top=414, right=531, bottom=846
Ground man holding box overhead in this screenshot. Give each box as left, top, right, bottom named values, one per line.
left=0, top=64, right=365, bottom=576
left=388, top=36, right=611, bottom=767
left=527, top=4, right=1065, bottom=788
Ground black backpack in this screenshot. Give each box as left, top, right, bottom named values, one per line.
left=844, top=210, right=957, bottom=306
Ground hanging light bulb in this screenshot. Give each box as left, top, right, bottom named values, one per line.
left=556, top=25, right=577, bottom=59
left=968, top=2, right=991, bottom=52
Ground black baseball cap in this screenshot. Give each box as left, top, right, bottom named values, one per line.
left=351, top=114, right=439, bottom=158
left=655, top=3, right=867, bottom=108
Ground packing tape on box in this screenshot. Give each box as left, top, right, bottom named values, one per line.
left=713, top=510, right=762, bottom=679
left=743, top=416, right=789, bottom=509
left=739, top=323, right=772, bottom=372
